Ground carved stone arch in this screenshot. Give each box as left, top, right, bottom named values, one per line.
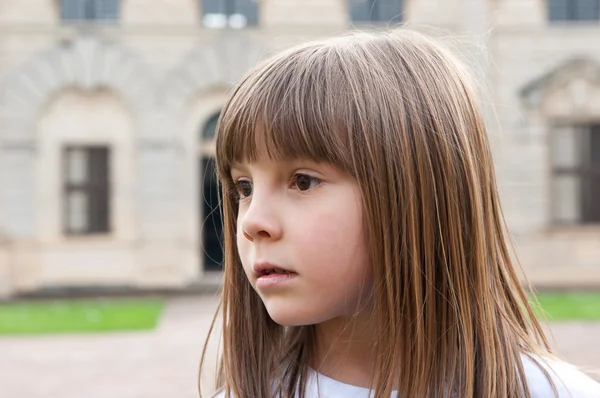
left=0, top=37, right=156, bottom=144
left=520, top=57, right=600, bottom=119
left=163, top=36, right=269, bottom=114
left=0, top=38, right=157, bottom=238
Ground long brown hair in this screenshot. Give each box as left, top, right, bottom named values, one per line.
left=200, top=29, right=557, bottom=398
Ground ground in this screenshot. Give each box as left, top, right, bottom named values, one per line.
left=1, top=294, right=599, bottom=398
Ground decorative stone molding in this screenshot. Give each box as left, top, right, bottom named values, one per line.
left=520, top=57, right=600, bottom=120
left=0, top=37, right=156, bottom=143
left=163, top=35, right=268, bottom=113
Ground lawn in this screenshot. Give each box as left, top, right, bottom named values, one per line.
left=0, top=293, right=598, bottom=336
left=530, top=292, right=600, bottom=322
left=0, top=299, right=164, bottom=335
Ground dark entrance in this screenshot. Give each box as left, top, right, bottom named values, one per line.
left=201, top=156, right=223, bottom=271
left=200, top=112, right=223, bottom=271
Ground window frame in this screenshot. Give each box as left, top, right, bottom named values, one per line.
left=63, top=145, right=111, bottom=236
left=59, top=0, right=121, bottom=23
left=349, top=0, right=403, bottom=24
left=547, top=0, right=600, bottom=22
left=550, top=124, right=600, bottom=225
left=200, top=0, right=259, bottom=29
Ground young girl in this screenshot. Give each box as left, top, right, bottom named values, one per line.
left=200, top=30, right=600, bottom=397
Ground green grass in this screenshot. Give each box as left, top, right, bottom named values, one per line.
left=1, top=292, right=598, bottom=336
left=0, top=299, right=164, bottom=335
left=530, top=292, right=600, bottom=322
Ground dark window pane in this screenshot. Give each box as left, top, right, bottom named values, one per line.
left=577, top=126, right=600, bottom=223
left=95, top=0, right=120, bottom=20
left=378, top=0, right=403, bottom=23
left=585, top=126, right=600, bottom=222
left=202, top=113, right=220, bottom=140
left=202, top=0, right=227, bottom=14
left=88, top=148, right=110, bottom=233
left=84, top=0, right=95, bottom=19
left=60, top=0, right=82, bottom=20
left=350, top=0, right=376, bottom=22
left=350, top=0, right=403, bottom=22
left=584, top=176, right=600, bottom=222
left=591, top=125, right=600, bottom=167
left=201, top=157, right=223, bottom=270
left=548, top=0, right=600, bottom=21
left=202, top=0, right=258, bottom=27
left=234, top=0, right=259, bottom=25
left=60, top=0, right=120, bottom=21
left=574, top=0, right=600, bottom=20
left=548, top=0, right=570, bottom=20
left=64, top=146, right=110, bottom=235
left=581, top=173, right=600, bottom=223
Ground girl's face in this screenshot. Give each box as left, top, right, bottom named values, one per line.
left=231, top=154, right=373, bottom=326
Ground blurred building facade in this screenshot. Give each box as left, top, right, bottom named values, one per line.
left=0, top=0, right=599, bottom=298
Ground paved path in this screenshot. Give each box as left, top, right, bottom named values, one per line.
left=1, top=294, right=599, bottom=398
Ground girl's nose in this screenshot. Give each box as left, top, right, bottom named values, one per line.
left=239, top=196, right=283, bottom=242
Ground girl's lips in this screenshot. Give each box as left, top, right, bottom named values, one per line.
left=255, top=272, right=297, bottom=289
left=253, top=261, right=295, bottom=277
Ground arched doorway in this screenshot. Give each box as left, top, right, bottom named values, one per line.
left=200, top=113, right=223, bottom=271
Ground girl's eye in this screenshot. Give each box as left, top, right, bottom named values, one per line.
left=234, top=180, right=253, bottom=199
left=292, top=174, right=321, bottom=191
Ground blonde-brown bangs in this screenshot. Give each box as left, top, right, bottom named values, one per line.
left=215, top=43, right=355, bottom=181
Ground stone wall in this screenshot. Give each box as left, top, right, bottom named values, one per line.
left=0, top=0, right=599, bottom=295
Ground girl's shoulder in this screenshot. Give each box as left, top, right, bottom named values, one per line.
left=522, top=354, right=600, bottom=397
left=211, top=390, right=226, bottom=398
left=211, top=356, right=600, bottom=398
left=210, top=371, right=379, bottom=398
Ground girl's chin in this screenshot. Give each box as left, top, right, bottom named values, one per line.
left=265, top=308, right=310, bottom=327
left=262, top=301, right=326, bottom=327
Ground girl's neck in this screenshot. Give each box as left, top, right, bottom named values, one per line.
left=310, top=312, right=377, bottom=389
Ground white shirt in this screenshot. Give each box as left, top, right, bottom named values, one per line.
left=214, top=355, right=600, bottom=397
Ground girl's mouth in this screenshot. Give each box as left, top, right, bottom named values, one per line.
left=254, top=263, right=298, bottom=289
left=256, top=271, right=297, bottom=288
left=253, top=261, right=298, bottom=290
left=259, top=268, right=294, bottom=276
left=253, top=262, right=296, bottom=277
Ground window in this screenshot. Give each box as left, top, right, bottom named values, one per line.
left=548, top=0, right=599, bottom=21
left=551, top=125, right=600, bottom=224
left=63, top=146, right=111, bottom=235
left=201, top=0, right=258, bottom=29
left=350, top=0, right=403, bottom=23
left=60, top=0, right=120, bottom=22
